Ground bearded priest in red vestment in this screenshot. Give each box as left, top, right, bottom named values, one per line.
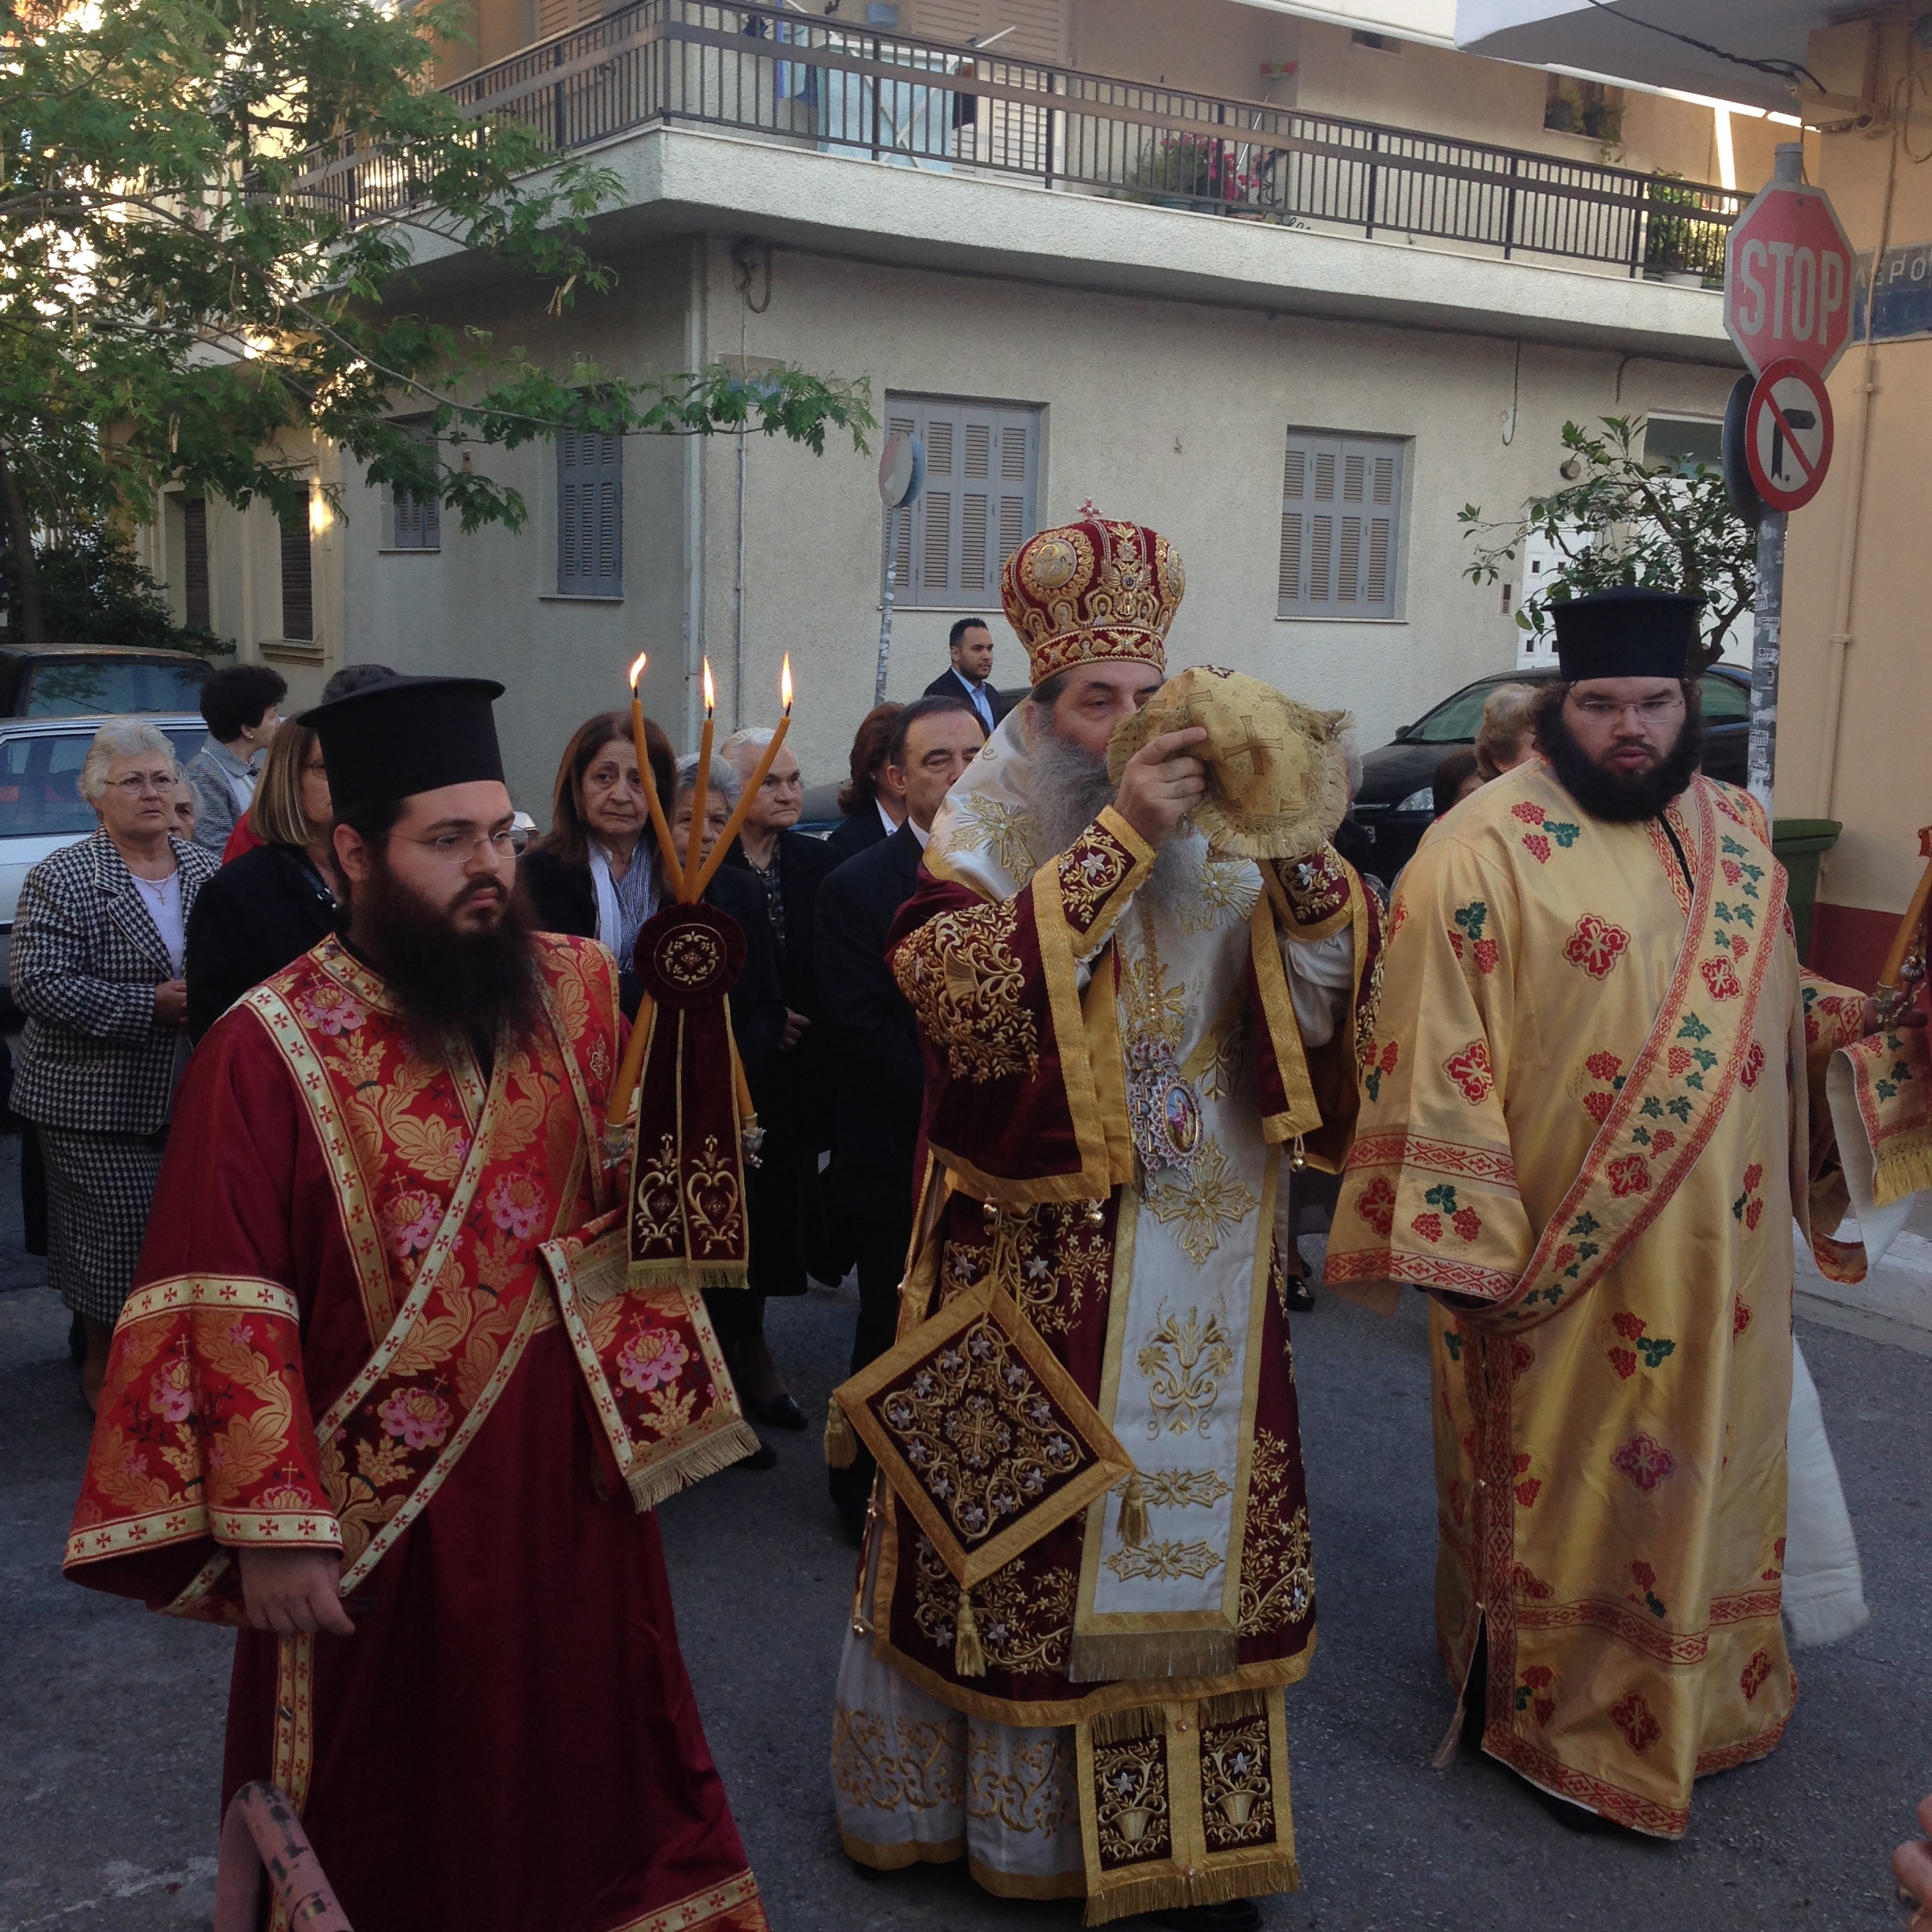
left=826, top=512, right=1380, bottom=1930
left=65, top=675, right=769, bottom=1932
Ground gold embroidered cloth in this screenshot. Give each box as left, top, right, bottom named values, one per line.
left=1324, top=763, right=1874, bottom=1837
left=841, top=1280, right=1132, bottom=1587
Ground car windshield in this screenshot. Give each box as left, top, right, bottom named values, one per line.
left=0, top=725, right=202, bottom=838
left=1405, top=679, right=1538, bottom=743
left=1698, top=672, right=1749, bottom=721
left=1406, top=670, right=1746, bottom=744
left=23, top=658, right=208, bottom=717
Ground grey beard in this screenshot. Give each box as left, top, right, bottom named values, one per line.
left=1027, top=721, right=1205, bottom=912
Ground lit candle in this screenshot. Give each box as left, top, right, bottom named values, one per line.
left=628, top=653, right=683, bottom=903
left=692, top=654, right=793, bottom=901
left=681, top=659, right=717, bottom=904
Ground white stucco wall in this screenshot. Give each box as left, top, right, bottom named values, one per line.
left=324, top=218, right=1735, bottom=826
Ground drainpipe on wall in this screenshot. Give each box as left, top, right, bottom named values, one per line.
left=1814, top=114, right=1900, bottom=820
left=683, top=236, right=709, bottom=751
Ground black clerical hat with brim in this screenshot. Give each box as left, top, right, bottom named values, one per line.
left=1551, top=588, right=1702, bottom=683
left=300, top=675, right=507, bottom=818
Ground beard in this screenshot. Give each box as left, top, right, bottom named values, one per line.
left=1028, top=712, right=1204, bottom=912
left=349, top=852, right=540, bottom=1055
left=1535, top=698, right=1705, bottom=824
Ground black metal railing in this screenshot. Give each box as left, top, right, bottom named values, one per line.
left=298, top=0, right=1739, bottom=280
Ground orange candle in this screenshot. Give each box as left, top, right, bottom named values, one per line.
left=682, top=659, right=716, bottom=904
left=608, top=990, right=657, bottom=1129
left=692, top=655, right=794, bottom=901
left=627, top=654, right=683, bottom=903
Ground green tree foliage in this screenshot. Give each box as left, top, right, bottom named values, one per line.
left=0, top=526, right=224, bottom=653
left=0, top=0, right=873, bottom=631
left=1458, top=416, right=1756, bottom=671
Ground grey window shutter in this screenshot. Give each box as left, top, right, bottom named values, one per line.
left=392, top=485, right=440, bottom=551
left=182, top=498, right=210, bottom=630
left=279, top=491, right=313, bottom=641
left=885, top=396, right=1038, bottom=608
left=557, top=428, right=623, bottom=596
left=1279, top=431, right=1403, bottom=620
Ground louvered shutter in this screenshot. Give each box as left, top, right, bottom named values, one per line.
left=279, top=490, right=314, bottom=641
left=557, top=428, right=623, bottom=597
left=906, top=0, right=1065, bottom=58
left=882, top=396, right=1038, bottom=608
left=182, top=499, right=210, bottom=630
left=391, top=477, right=440, bottom=552
left=1277, top=431, right=1403, bottom=620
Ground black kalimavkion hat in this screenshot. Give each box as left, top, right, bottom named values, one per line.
left=1550, top=588, right=1703, bottom=683
left=300, top=675, right=507, bottom=817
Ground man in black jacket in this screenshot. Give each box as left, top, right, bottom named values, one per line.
left=923, top=616, right=1010, bottom=733
left=816, top=694, right=984, bottom=1541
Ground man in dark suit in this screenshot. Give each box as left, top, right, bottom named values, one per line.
left=923, top=616, right=1010, bottom=734
left=816, top=693, right=984, bottom=1541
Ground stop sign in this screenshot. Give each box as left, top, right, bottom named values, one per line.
left=1724, top=181, right=1855, bottom=381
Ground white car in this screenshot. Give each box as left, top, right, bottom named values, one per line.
left=0, top=713, right=207, bottom=1006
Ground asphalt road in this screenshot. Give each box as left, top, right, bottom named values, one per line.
left=2, top=1128, right=1926, bottom=1931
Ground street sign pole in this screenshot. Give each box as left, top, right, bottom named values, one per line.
left=1747, top=507, right=1785, bottom=814
left=874, top=505, right=901, bottom=707
left=874, top=430, right=925, bottom=706
left=1734, top=142, right=1812, bottom=822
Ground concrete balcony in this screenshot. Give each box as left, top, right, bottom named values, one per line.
left=305, top=0, right=1741, bottom=362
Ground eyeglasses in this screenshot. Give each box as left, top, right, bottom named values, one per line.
left=397, top=829, right=519, bottom=863
left=1571, top=694, right=1685, bottom=721
left=105, top=771, right=179, bottom=796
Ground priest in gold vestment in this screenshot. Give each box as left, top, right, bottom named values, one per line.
left=1324, top=589, right=1883, bottom=1838
left=827, top=512, right=1380, bottom=1928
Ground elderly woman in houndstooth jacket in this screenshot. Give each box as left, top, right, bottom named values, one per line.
left=11, top=718, right=217, bottom=1409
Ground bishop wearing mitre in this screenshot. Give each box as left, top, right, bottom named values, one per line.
left=826, top=509, right=1380, bottom=1929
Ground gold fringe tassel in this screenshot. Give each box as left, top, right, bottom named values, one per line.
left=625, top=1259, right=752, bottom=1292
left=1081, top=1855, right=1301, bottom=1926
left=1118, top=1471, right=1148, bottom=1548
left=623, top=1421, right=763, bottom=1511
left=1088, top=1702, right=1163, bottom=1747
left=824, top=1398, right=858, bottom=1470
left=1069, top=1627, right=1237, bottom=1684
left=1872, top=1130, right=1932, bottom=1208
left=1200, top=1687, right=1268, bottom=1724
left=955, top=1589, right=987, bottom=1677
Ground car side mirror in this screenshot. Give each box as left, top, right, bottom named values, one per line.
left=1392, top=724, right=1412, bottom=741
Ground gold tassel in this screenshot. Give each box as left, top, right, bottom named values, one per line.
left=824, top=1398, right=858, bottom=1470
left=955, top=1589, right=987, bottom=1677
left=1119, top=1471, right=1148, bottom=1548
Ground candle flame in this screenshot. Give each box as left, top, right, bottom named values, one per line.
left=627, top=653, right=646, bottom=691
left=702, top=658, right=716, bottom=715
left=781, top=653, right=793, bottom=713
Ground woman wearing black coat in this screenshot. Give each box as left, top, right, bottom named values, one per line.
left=517, top=711, right=784, bottom=1077
left=183, top=721, right=339, bottom=1043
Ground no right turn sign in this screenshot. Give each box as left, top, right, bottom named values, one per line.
left=1744, top=358, right=1834, bottom=512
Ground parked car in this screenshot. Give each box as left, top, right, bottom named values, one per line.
left=0, top=642, right=211, bottom=717
left=0, top=713, right=207, bottom=1009
left=1351, top=665, right=1752, bottom=878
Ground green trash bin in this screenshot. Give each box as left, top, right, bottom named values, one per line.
left=1772, top=817, right=1840, bottom=965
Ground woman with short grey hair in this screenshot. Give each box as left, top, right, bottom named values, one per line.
left=12, top=717, right=218, bottom=1408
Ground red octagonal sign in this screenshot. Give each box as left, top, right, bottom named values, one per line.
left=1724, top=181, right=1856, bottom=382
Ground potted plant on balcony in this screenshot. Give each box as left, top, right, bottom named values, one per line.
left=1645, top=174, right=1724, bottom=286
left=1123, top=130, right=1260, bottom=212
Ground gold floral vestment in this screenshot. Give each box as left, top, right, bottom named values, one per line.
left=1324, top=762, right=1874, bottom=1837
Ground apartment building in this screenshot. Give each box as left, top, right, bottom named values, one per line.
left=142, top=0, right=1771, bottom=815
